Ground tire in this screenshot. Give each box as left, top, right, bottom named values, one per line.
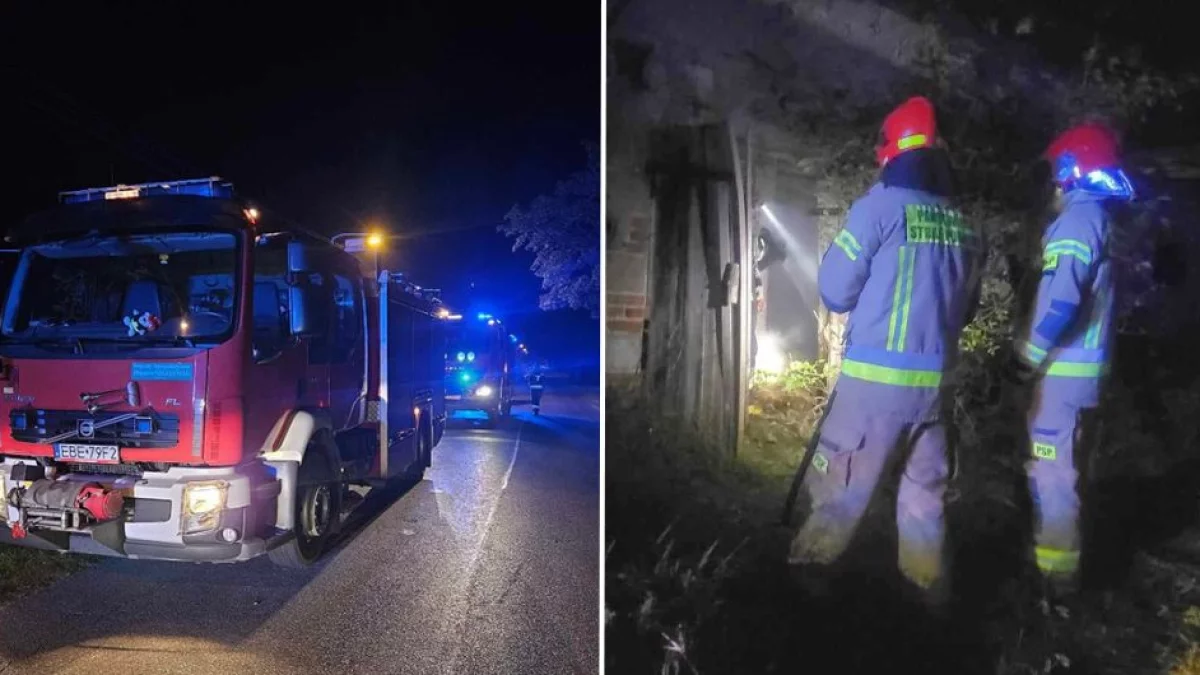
left=269, top=444, right=342, bottom=569
left=421, top=420, right=433, bottom=469
left=403, top=426, right=429, bottom=480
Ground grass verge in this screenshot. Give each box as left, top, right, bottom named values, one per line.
left=0, top=546, right=92, bottom=605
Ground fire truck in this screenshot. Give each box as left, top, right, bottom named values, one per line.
left=0, top=178, right=446, bottom=568
left=443, top=313, right=515, bottom=425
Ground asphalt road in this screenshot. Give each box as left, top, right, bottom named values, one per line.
left=0, top=389, right=600, bottom=675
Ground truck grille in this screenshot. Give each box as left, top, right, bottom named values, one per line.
left=9, top=409, right=181, bottom=448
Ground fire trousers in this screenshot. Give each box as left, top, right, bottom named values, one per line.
left=788, top=391, right=950, bottom=592
left=1027, top=388, right=1095, bottom=581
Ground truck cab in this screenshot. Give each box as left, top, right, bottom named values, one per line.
left=0, top=178, right=445, bottom=567
left=443, top=314, right=514, bottom=425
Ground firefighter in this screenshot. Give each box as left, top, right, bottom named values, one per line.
left=529, top=360, right=546, bottom=414
left=1009, top=122, right=1134, bottom=594
left=788, top=96, right=982, bottom=607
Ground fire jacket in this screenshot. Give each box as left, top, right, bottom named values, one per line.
left=1016, top=190, right=1115, bottom=407
left=819, top=183, right=982, bottom=391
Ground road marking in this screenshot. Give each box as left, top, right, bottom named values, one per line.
left=501, top=424, right=523, bottom=490
left=440, top=420, right=526, bottom=669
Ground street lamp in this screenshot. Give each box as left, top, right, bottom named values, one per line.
left=332, top=229, right=395, bottom=280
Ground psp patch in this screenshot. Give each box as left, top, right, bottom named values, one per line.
left=1033, top=442, right=1057, bottom=461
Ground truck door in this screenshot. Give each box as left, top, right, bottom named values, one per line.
left=328, top=270, right=365, bottom=429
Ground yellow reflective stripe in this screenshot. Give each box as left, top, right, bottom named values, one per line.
left=887, top=246, right=909, bottom=351
left=1045, top=360, right=1105, bottom=377
left=1021, top=341, right=1048, bottom=366
left=841, top=359, right=941, bottom=387
left=1044, top=239, right=1093, bottom=265
left=897, top=246, right=916, bottom=351
left=1085, top=287, right=1105, bottom=350
left=1035, top=546, right=1080, bottom=575
left=834, top=229, right=863, bottom=261
left=897, top=134, right=928, bottom=151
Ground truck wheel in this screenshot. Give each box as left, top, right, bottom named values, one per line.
left=421, top=421, right=433, bottom=469
left=403, top=426, right=429, bottom=480
left=269, top=448, right=342, bottom=569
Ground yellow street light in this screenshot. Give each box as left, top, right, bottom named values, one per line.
left=366, top=232, right=384, bottom=249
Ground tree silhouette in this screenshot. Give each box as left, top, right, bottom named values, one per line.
left=500, top=142, right=600, bottom=315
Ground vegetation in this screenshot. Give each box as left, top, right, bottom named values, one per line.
left=608, top=350, right=1200, bottom=673
left=499, top=141, right=601, bottom=315
left=0, top=547, right=91, bottom=605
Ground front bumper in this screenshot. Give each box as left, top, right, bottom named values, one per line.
left=0, top=458, right=283, bottom=563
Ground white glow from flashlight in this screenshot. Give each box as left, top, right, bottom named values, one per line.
left=756, top=332, right=787, bottom=374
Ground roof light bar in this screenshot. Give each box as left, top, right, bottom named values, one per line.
left=59, top=177, right=234, bottom=204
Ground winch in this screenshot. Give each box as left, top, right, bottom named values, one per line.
left=5, top=478, right=125, bottom=539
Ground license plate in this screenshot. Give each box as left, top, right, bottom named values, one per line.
left=445, top=395, right=462, bottom=401
left=54, top=444, right=120, bottom=464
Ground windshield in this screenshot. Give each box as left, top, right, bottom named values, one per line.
left=446, top=324, right=499, bottom=360
left=2, top=231, right=239, bottom=345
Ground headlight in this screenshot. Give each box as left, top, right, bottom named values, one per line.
left=181, top=480, right=228, bottom=534
left=474, top=385, right=494, bottom=398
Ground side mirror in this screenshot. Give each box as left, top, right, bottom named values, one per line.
left=287, top=241, right=314, bottom=273
left=288, top=281, right=328, bottom=337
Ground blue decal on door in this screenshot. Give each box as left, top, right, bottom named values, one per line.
left=131, top=362, right=194, bottom=381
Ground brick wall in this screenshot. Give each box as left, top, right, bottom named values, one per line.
left=605, top=133, right=655, bottom=374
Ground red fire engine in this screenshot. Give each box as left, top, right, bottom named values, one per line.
left=0, top=178, right=446, bottom=567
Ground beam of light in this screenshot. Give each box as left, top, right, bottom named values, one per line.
left=755, top=332, right=787, bottom=374
left=758, top=202, right=819, bottom=304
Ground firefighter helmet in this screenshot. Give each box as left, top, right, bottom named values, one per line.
left=876, top=96, right=937, bottom=167
left=1044, top=123, right=1135, bottom=199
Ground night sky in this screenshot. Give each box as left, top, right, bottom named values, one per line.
left=0, top=2, right=599, bottom=371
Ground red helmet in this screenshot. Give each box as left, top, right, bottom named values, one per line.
left=1044, top=123, right=1134, bottom=198
left=876, top=96, right=937, bottom=167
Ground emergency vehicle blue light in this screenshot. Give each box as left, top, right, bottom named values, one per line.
left=467, top=352, right=476, bottom=362
left=460, top=372, right=473, bottom=383
left=509, top=334, right=518, bottom=343
left=59, top=177, right=234, bottom=204
left=477, top=313, right=493, bottom=320
left=456, top=352, right=466, bottom=363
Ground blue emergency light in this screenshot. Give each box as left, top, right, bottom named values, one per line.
left=59, top=177, right=234, bottom=204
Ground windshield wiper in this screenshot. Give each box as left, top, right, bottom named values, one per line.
left=135, top=335, right=196, bottom=348
left=31, top=336, right=86, bottom=354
